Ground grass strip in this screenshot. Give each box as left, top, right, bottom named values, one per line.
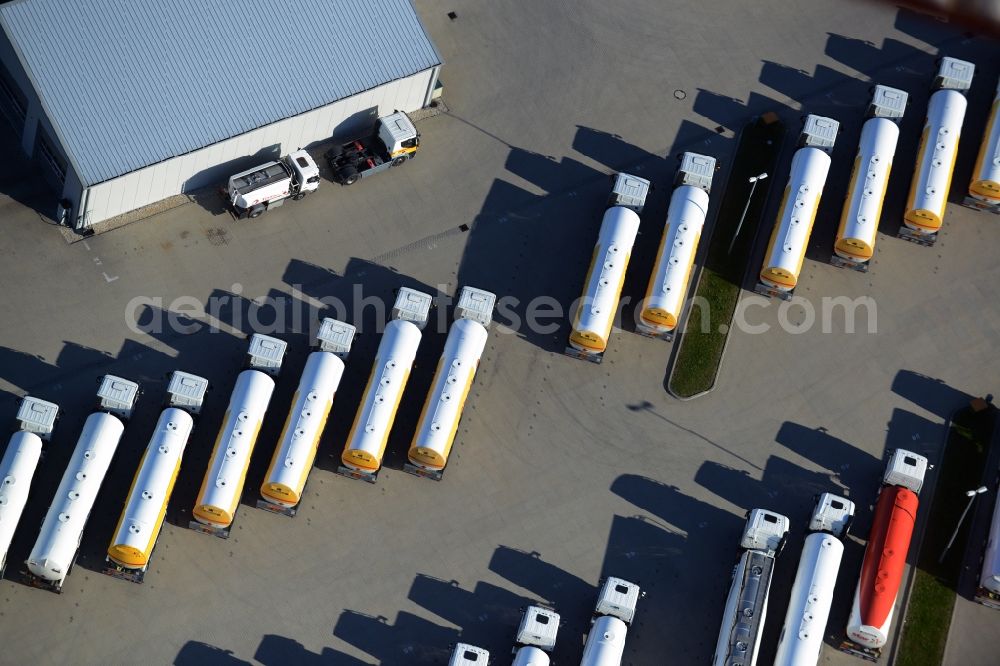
left=896, top=403, right=996, bottom=666
left=669, top=115, right=785, bottom=398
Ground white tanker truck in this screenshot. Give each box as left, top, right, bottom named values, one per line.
left=512, top=605, right=561, bottom=665
left=26, top=376, right=141, bottom=592
left=712, top=508, right=790, bottom=666
left=773, top=493, right=856, bottom=666
left=405, top=286, right=494, bottom=481
left=580, top=577, right=642, bottom=666
left=225, top=150, right=320, bottom=219
left=0, top=396, right=59, bottom=578
left=105, top=371, right=209, bottom=583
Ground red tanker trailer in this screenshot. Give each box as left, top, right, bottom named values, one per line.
left=841, top=449, right=928, bottom=661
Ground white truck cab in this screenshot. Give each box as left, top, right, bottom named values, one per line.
left=609, top=172, right=650, bottom=214
left=391, top=287, right=433, bottom=329
left=97, top=374, right=140, bottom=421
left=799, top=114, right=840, bottom=155
left=677, top=151, right=717, bottom=192
left=455, top=285, right=496, bottom=327
left=868, top=84, right=908, bottom=120
left=377, top=111, right=419, bottom=158
left=741, top=508, right=790, bottom=554
left=884, top=449, right=928, bottom=494
left=16, top=396, right=59, bottom=440
left=286, top=149, right=321, bottom=193
left=247, top=333, right=287, bottom=377
left=934, top=56, right=975, bottom=93
left=316, top=317, right=357, bottom=359
left=595, top=576, right=641, bottom=625
left=808, top=492, right=855, bottom=538
left=448, top=643, right=488, bottom=665
left=515, top=605, right=560, bottom=652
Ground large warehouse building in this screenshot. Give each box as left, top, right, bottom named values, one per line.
left=0, top=0, right=441, bottom=229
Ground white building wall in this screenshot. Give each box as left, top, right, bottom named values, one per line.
left=78, top=69, right=434, bottom=227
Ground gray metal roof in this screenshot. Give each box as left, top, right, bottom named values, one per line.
left=0, top=0, right=441, bottom=186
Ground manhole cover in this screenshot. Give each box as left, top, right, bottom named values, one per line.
left=205, top=228, right=230, bottom=246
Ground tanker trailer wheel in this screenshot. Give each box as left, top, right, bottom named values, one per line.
left=248, top=205, right=265, bottom=218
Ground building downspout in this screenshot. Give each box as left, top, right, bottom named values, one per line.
left=76, top=186, right=90, bottom=230
left=423, top=65, right=441, bottom=108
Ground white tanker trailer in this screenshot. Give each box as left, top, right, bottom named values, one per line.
left=339, top=288, right=431, bottom=482
left=711, top=508, right=790, bottom=666
left=566, top=173, right=647, bottom=363
left=190, top=334, right=286, bottom=538
left=580, top=576, right=642, bottom=666
left=0, top=396, right=59, bottom=578
left=637, top=152, right=716, bottom=340
left=976, top=477, right=1000, bottom=608
left=964, top=77, right=1000, bottom=212
left=901, top=57, right=975, bottom=245
left=405, top=286, right=494, bottom=480
left=258, top=318, right=355, bottom=515
left=512, top=646, right=551, bottom=666
left=832, top=85, right=908, bottom=271
left=104, top=371, right=208, bottom=583
left=757, top=115, right=838, bottom=300
left=773, top=493, right=856, bottom=666
left=25, top=376, right=140, bottom=592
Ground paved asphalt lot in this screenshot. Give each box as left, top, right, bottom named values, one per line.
left=0, top=1, right=998, bottom=664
